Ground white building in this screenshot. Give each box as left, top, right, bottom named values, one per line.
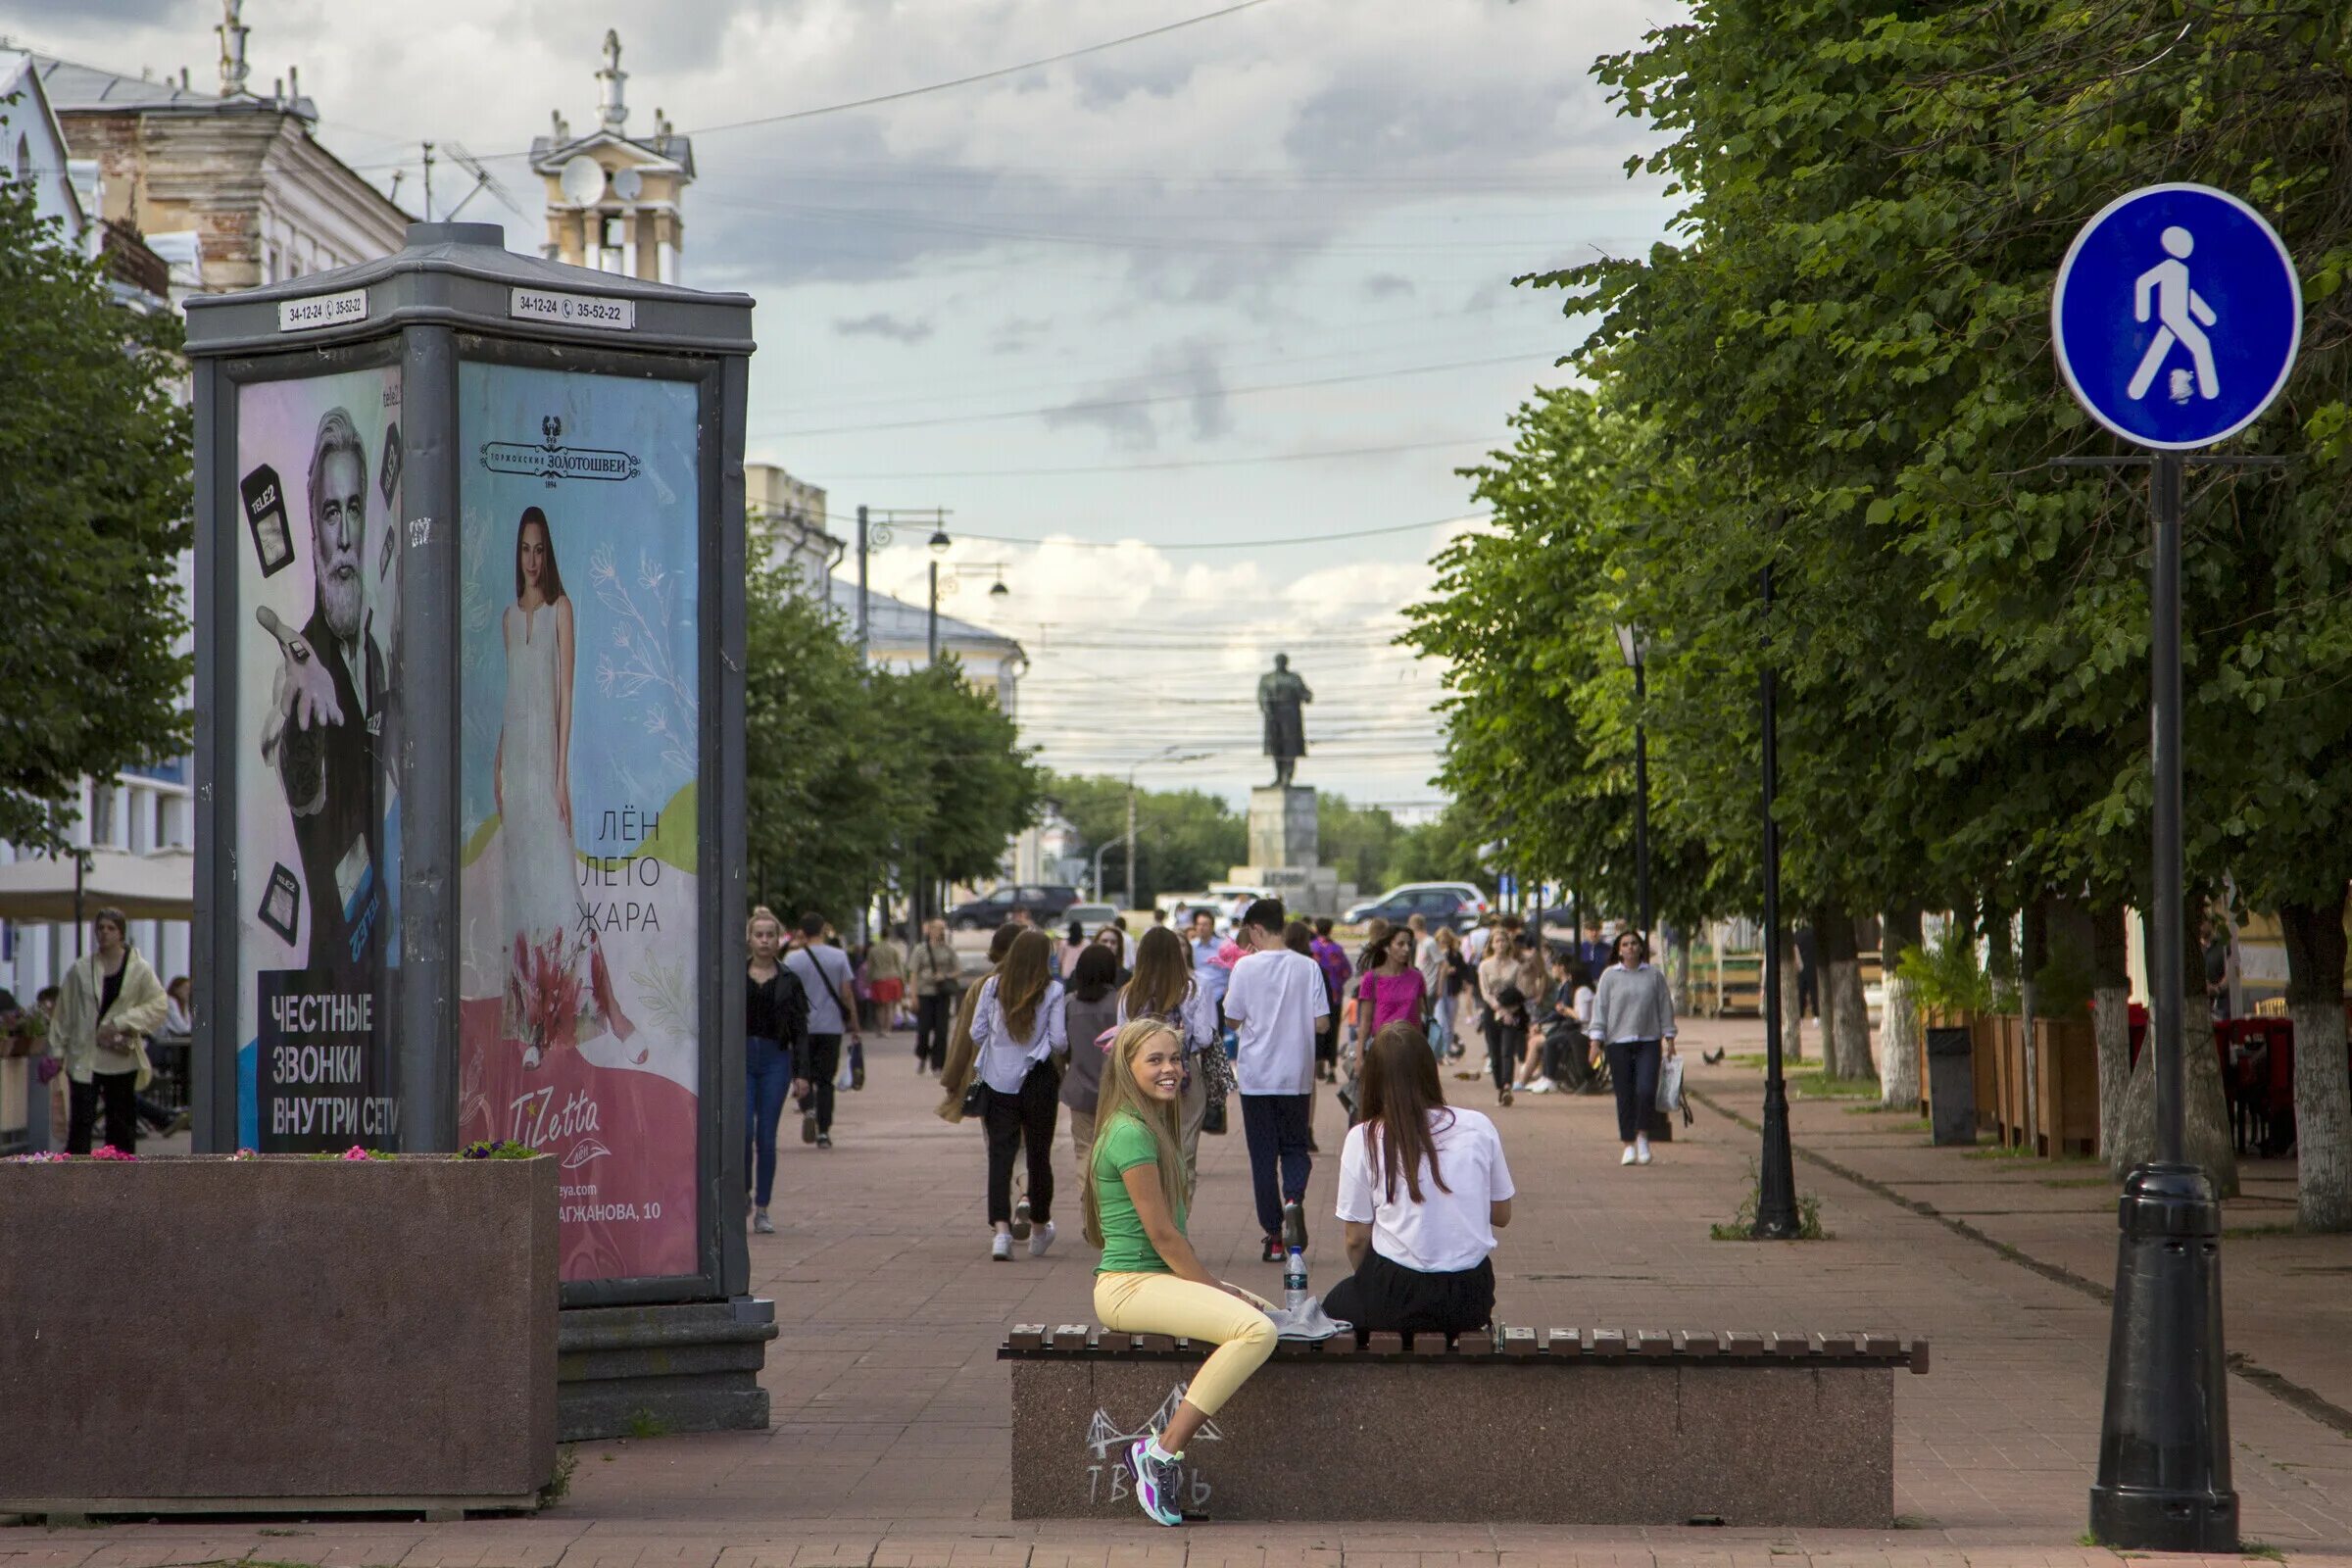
left=529, top=32, right=693, bottom=282
left=830, top=578, right=1026, bottom=717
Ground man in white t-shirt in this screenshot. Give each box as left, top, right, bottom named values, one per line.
left=1221, top=897, right=1330, bottom=1261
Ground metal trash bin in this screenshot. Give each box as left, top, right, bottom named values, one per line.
left=1926, top=1026, right=1976, bottom=1146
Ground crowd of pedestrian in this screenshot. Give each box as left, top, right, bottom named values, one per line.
left=735, top=892, right=1678, bottom=1530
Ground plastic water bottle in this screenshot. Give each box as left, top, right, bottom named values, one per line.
left=1281, top=1200, right=1308, bottom=1314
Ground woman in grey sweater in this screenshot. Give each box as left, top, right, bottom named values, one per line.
left=1585, top=930, right=1677, bottom=1166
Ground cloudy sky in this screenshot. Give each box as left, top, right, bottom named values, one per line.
left=17, top=0, right=1679, bottom=822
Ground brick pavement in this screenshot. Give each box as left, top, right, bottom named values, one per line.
left=9, top=1017, right=2351, bottom=1567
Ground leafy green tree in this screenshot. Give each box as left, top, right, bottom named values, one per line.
left=1042, top=772, right=1243, bottom=905
left=745, top=565, right=1040, bottom=927
left=0, top=175, right=192, bottom=853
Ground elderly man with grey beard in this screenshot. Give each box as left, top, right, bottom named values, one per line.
left=257, top=406, right=385, bottom=972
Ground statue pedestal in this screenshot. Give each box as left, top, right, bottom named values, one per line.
left=1248, top=787, right=1318, bottom=870
left=1231, top=787, right=1340, bottom=915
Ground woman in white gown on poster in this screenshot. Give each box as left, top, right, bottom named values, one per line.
left=497, top=507, right=631, bottom=1063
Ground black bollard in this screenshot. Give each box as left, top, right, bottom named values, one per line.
left=2087, top=1162, right=2236, bottom=1550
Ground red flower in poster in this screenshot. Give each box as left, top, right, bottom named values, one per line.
left=509, top=925, right=588, bottom=1067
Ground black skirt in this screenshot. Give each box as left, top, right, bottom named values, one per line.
left=1322, top=1246, right=1495, bottom=1340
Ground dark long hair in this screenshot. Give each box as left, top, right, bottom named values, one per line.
left=514, top=506, right=568, bottom=604
left=1069, top=942, right=1119, bottom=1004
left=998, top=929, right=1054, bottom=1038
left=1360, top=1022, right=1455, bottom=1204
left=1124, top=924, right=1190, bottom=1018
left=1283, top=919, right=1313, bottom=956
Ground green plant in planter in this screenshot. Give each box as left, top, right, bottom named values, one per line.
left=462, top=1139, right=539, bottom=1159
left=1897, top=922, right=1992, bottom=1016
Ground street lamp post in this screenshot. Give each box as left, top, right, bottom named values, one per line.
left=1752, top=563, right=1799, bottom=1239
left=1615, top=623, right=1652, bottom=939
left=1121, top=743, right=1205, bottom=912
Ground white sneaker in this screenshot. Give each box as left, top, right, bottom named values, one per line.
left=1530, top=1077, right=1554, bottom=1094
left=753, top=1210, right=774, bottom=1235
left=1621, top=1147, right=1638, bottom=1166
left=1030, top=1220, right=1056, bottom=1258
left=1636, top=1141, right=1654, bottom=1165
left=991, top=1232, right=1012, bottom=1261
left=1510, top=1082, right=1530, bottom=1093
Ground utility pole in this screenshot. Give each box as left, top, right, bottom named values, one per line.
left=857, top=505, right=869, bottom=662
left=1125, top=782, right=1139, bottom=914
left=420, top=141, right=435, bottom=222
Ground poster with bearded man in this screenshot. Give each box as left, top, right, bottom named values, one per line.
left=234, top=367, right=405, bottom=1152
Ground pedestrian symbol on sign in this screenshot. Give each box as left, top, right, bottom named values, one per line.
left=2051, top=181, right=2299, bottom=450
left=2128, top=227, right=2219, bottom=405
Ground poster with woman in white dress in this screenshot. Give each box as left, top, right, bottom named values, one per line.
left=456, top=361, right=701, bottom=1285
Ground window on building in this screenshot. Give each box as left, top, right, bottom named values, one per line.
left=89, top=787, right=117, bottom=849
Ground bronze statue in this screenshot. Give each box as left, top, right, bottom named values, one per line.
left=1257, top=653, right=1312, bottom=789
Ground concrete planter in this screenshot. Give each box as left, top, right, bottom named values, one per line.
left=0, top=1153, right=557, bottom=1518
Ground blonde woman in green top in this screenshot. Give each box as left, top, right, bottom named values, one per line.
left=1086, top=1017, right=1277, bottom=1528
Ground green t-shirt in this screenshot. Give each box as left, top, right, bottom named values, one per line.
left=1094, top=1110, right=1186, bottom=1276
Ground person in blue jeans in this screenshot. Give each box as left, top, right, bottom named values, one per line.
left=745, top=907, right=809, bottom=1234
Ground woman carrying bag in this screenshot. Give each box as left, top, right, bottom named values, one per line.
left=967, top=929, right=1067, bottom=1261
left=55, top=906, right=170, bottom=1154
left=1586, top=929, right=1678, bottom=1166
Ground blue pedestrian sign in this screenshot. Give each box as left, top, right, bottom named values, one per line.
left=2052, top=183, right=2300, bottom=450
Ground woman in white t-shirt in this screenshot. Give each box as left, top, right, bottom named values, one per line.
left=1324, top=1021, right=1515, bottom=1341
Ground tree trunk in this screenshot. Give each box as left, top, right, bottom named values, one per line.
left=1779, top=932, right=1803, bottom=1061
left=2115, top=904, right=2239, bottom=1195
left=1880, top=906, right=1924, bottom=1109
left=2280, top=890, right=2352, bottom=1232
left=1819, top=912, right=1871, bottom=1082
left=2090, top=904, right=2132, bottom=1165
left=1984, top=902, right=2017, bottom=1012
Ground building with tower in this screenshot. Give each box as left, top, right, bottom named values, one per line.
left=530, top=32, right=694, bottom=282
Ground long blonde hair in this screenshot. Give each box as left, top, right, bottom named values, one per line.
left=1082, top=1018, right=1189, bottom=1250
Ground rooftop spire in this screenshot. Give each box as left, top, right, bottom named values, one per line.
left=217, top=0, right=250, bottom=98
left=596, top=29, right=628, bottom=132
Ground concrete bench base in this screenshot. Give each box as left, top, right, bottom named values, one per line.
left=1004, top=1327, right=1926, bottom=1526
left=558, top=1298, right=778, bottom=1442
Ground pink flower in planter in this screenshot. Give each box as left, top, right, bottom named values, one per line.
left=89, top=1146, right=138, bottom=1161
left=233, top=1149, right=259, bottom=1159
left=340, top=1146, right=373, bottom=1161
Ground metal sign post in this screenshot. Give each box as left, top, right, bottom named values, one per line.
left=2052, top=181, right=2302, bottom=1553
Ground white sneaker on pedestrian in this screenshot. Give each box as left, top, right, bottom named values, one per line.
left=1530, top=1077, right=1554, bottom=1094
left=1030, top=1220, right=1056, bottom=1258
left=753, top=1209, right=774, bottom=1235
left=1621, top=1147, right=1638, bottom=1166
left=1636, top=1139, right=1653, bottom=1165
left=991, top=1232, right=1012, bottom=1262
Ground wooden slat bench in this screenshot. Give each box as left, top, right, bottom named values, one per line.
left=1002, top=1323, right=1928, bottom=1526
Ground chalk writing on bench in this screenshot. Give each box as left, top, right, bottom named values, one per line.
left=1082, top=1382, right=1218, bottom=1510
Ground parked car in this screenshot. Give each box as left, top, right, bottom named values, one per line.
left=944, top=883, right=1082, bottom=931
left=1059, top=903, right=1121, bottom=935
left=1342, top=882, right=1491, bottom=932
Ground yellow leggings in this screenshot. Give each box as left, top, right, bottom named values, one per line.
left=1095, top=1272, right=1277, bottom=1418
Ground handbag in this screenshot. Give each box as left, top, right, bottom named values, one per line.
left=959, top=1079, right=988, bottom=1118
left=35, top=1054, right=62, bottom=1085
left=1201, top=1097, right=1227, bottom=1136
left=1655, top=1053, right=1686, bottom=1113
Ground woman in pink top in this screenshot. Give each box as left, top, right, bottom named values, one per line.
left=1356, top=927, right=1429, bottom=1034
